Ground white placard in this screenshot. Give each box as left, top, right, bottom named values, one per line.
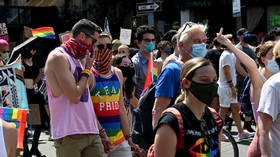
left=120, top=28, right=132, bottom=45
left=233, top=0, right=241, bottom=17
left=0, top=23, right=9, bottom=41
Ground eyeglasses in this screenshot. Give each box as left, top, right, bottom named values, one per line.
left=200, top=119, right=213, bottom=147
left=84, top=33, right=97, bottom=45
left=143, top=38, right=156, bottom=43
left=97, top=43, right=112, bottom=50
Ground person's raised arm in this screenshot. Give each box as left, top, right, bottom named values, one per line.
left=216, top=28, right=265, bottom=90
left=48, top=50, right=93, bottom=104
left=235, top=59, right=248, bottom=77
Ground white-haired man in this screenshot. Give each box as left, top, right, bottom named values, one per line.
left=152, top=22, right=208, bottom=128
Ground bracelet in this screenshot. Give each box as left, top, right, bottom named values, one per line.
left=99, top=128, right=105, bottom=134
left=125, top=134, right=132, bottom=140
left=81, top=69, right=91, bottom=79
left=228, top=82, right=234, bottom=88
left=226, top=80, right=232, bottom=83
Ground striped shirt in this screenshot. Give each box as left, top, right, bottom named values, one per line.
left=90, top=68, right=125, bottom=146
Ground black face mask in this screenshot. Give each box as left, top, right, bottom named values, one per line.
left=118, top=66, right=135, bottom=78
left=188, top=80, right=218, bottom=105
left=21, top=49, right=33, bottom=59
left=163, top=48, right=173, bottom=55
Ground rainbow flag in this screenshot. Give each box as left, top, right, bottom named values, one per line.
left=143, top=53, right=158, bottom=91
left=32, top=27, right=56, bottom=38
left=0, top=107, right=28, bottom=149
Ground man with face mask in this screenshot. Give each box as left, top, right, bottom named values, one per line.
left=44, top=19, right=110, bottom=157
left=236, top=28, right=256, bottom=132
left=152, top=22, right=207, bottom=129
left=132, top=25, right=156, bottom=99
left=89, top=33, right=143, bottom=157
left=0, top=39, right=9, bottom=66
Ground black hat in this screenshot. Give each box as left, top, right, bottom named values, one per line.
left=237, top=28, right=248, bottom=36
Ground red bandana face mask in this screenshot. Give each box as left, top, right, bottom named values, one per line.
left=62, top=38, right=92, bottom=59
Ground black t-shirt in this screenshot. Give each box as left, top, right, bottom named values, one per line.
left=155, top=102, right=220, bottom=157
left=22, top=61, right=40, bottom=80
left=205, top=49, right=223, bottom=78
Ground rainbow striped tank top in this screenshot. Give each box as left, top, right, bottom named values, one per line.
left=90, top=68, right=125, bottom=146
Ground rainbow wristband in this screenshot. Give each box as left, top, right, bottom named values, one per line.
left=228, top=82, right=234, bottom=88
left=226, top=80, right=232, bottom=83
left=125, top=134, right=132, bottom=140
left=99, top=128, right=105, bottom=134
left=81, top=69, right=91, bottom=79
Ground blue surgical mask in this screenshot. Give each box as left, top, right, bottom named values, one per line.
left=267, top=60, right=280, bottom=74
left=145, top=42, right=155, bottom=54
left=190, top=43, right=207, bottom=58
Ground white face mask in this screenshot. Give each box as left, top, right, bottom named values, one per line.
left=0, top=52, right=9, bottom=61
left=267, top=59, right=280, bottom=74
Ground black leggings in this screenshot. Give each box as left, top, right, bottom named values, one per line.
left=23, top=89, right=49, bottom=156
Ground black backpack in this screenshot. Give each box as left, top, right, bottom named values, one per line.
left=240, top=76, right=253, bottom=117
left=131, top=81, right=156, bottom=150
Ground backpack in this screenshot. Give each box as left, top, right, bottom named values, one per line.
left=131, top=81, right=156, bottom=150
left=131, top=59, right=179, bottom=150
left=147, top=106, right=223, bottom=157
left=240, top=77, right=253, bottom=116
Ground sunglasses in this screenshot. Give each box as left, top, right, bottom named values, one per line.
left=178, top=22, right=194, bottom=42
left=200, top=119, right=213, bottom=147
left=244, top=33, right=251, bottom=37
left=84, top=33, right=97, bottom=45
left=143, top=38, right=156, bottom=43
left=97, top=43, right=112, bottom=50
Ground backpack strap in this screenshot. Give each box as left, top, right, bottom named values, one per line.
left=208, top=107, right=223, bottom=133
left=162, top=107, right=185, bottom=149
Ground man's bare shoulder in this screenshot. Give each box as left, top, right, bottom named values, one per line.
left=47, top=49, right=68, bottom=68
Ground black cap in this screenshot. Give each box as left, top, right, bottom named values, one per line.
left=237, top=28, right=248, bottom=36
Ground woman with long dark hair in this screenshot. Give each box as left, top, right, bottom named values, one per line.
left=21, top=43, right=47, bottom=157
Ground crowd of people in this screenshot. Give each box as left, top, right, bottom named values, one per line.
left=0, top=18, right=280, bottom=157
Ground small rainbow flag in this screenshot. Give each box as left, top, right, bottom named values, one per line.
left=143, top=53, right=158, bottom=91
left=0, top=107, right=28, bottom=150
left=32, top=27, right=56, bottom=38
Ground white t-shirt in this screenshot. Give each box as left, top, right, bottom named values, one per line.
left=218, top=50, right=237, bottom=88
left=258, top=72, right=280, bottom=157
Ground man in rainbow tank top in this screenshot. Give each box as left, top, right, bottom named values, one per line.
left=89, top=32, right=143, bottom=157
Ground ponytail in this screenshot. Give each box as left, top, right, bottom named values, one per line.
left=175, top=89, right=186, bottom=104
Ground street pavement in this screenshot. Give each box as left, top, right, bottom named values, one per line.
left=25, top=124, right=253, bottom=157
